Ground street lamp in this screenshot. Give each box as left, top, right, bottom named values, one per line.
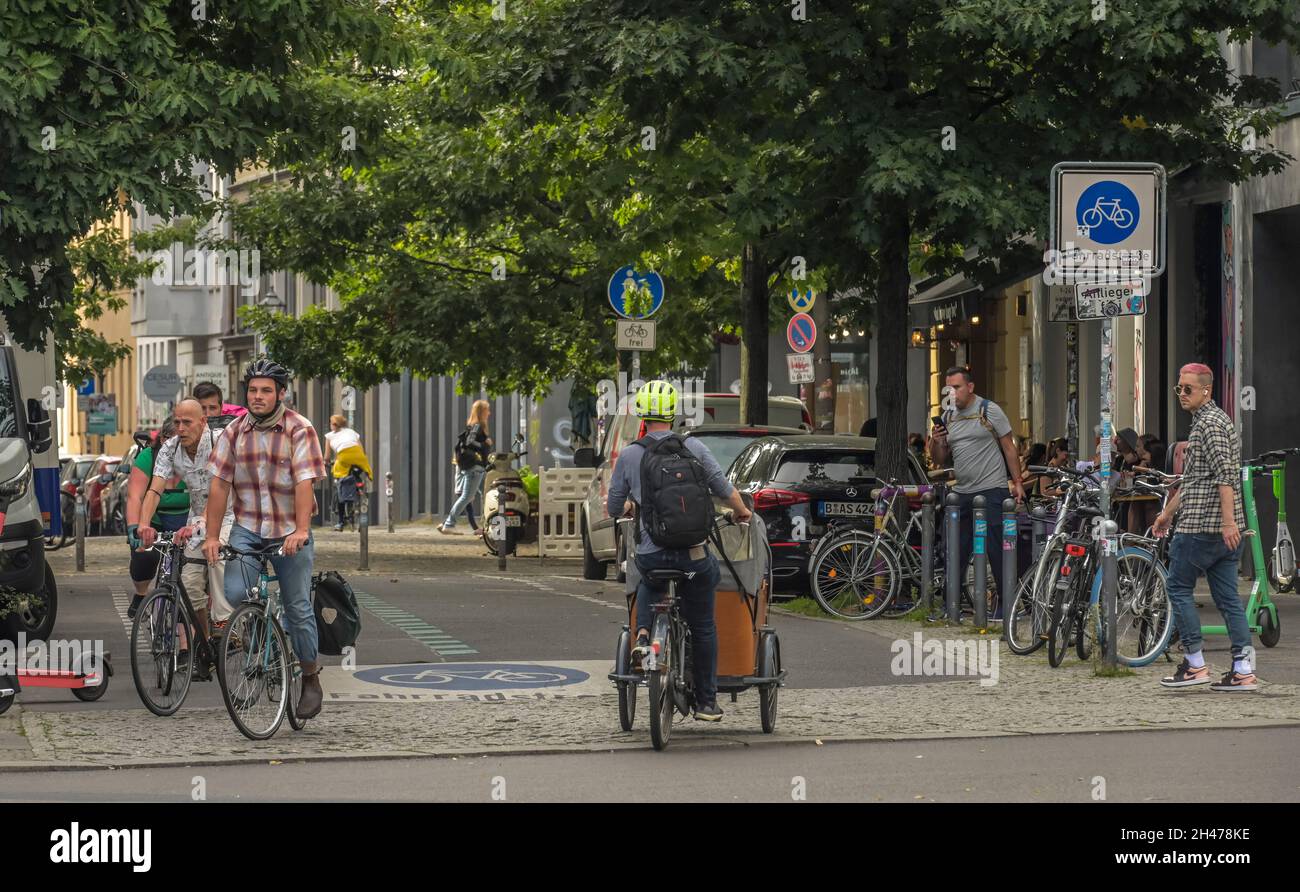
left=258, top=281, right=283, bottom=312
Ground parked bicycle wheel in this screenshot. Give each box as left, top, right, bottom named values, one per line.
left=218, top=602, right=290, bottom=740
left=130, top=586, right=194, bottom=716
left=810, top=531, right=900, bottom=620
left=1105, top=547, right=1173, bottom=666
left=1007, top=569, right=1050, bottom=655
left=1047, top=574, right=1081, bottom=668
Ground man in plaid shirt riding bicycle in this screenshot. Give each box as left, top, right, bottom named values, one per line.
left=202, top=359, right=329, bottom=720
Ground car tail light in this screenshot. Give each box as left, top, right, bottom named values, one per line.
left=753, top=488, right=810, bottom=510
left=1065, top=543, right=1087, bottom=557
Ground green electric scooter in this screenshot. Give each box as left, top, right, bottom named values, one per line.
left=1200, top=450, right=1292, bottom=647
left=1265, top=449, right=1297, bottom=593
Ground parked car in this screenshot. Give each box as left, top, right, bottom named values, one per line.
left=682, top=424, right=810, bottom=473
left=726, top=434, right=929, bottom=597
left=101, top=444, right=141, bottom=536
left=57, top=453, right=100, bottom=536
left=576, top=394, right=813, bottom=581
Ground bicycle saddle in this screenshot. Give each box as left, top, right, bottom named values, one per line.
left=1255, top=450, right=1287, bottom=464
left=645, top=568, right=690, bottom=583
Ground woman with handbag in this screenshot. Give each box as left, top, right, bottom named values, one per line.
left=440, top=400, right=493, bottom=535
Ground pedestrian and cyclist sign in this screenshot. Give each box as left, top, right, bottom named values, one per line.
left=608, top=266, right=665, bottom=319
left=1050, top=162, right=1166, bottom=277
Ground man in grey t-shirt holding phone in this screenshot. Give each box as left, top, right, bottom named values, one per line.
left=929, top=366, right=1025, bottom=620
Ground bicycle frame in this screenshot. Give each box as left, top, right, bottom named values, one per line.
left=153, top=538, right=217, bottom=675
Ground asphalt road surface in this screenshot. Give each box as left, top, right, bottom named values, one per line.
left=4, top=727, right=1297, bottom=802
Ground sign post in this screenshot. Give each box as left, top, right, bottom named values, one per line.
left=1050, top=161, right=1167, bottom=668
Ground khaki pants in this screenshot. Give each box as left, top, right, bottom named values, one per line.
left=181, top=517, right=235, bottom=623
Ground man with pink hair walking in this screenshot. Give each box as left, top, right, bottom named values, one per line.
left=1154, top=363, right=1257, bottom=691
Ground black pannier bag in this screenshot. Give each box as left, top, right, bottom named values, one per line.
left=311, top=570, right=362, bottom=655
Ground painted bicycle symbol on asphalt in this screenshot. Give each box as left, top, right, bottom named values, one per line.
left=357, top=662, right=592, bottom=690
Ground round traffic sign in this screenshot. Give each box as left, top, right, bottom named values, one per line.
left=1076, top=180, right=1140, bottom=245
left=608, top=266, right=665, bottom=319
left=787, top=313, right=816, bottom=354
left=142, top=365, right=183, bottom=403
left=788, top=288, right=815, bottom=313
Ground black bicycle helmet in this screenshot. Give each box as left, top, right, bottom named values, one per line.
left=242, top=358, right=290, bottom=389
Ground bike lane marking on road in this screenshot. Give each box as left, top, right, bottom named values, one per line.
left=321, top=660, right=610, bottom=703
left=109, top=588, right=135, bottom=639
left=352, top=588, right=478, bottom=657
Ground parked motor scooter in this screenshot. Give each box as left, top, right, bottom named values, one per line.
left=482, top=434, right=537, bottom=556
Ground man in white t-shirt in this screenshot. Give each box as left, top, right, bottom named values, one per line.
left=139, top=399, right=236, bottom=638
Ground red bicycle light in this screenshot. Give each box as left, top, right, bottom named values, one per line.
left=1060, top=565, right=1072, bottom=576
left=1065, top=543, right=1087, bottom=557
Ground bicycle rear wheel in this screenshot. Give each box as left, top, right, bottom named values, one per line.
left=130, top=587, right=194, bottom=716
left=1047, top=578, right=1079, bottom=668
left=648, top=614, right=673, bottom=751
left=810, top=532, right=900, bottom=620
left=286, top=657, right=306, bottom=731
left=218, top=602, right=290, bottom=740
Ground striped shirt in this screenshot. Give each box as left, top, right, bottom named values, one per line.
left=1175, top=400, right=1245, bottom=535
left=208, top=410, right=326, bottom=538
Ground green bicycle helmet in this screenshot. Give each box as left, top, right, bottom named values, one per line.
left=633, top=380, right=677, bottom=423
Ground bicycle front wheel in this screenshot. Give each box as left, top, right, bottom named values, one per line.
left=1106, top=547, right=1174, bottom=667
left=218, top=602, right=290, bottom=740
left=810, top=532, right=900, bottom=620
left=1007, top=569, right=1047, bottom=655
left=130, top=587, right=194, bottom=716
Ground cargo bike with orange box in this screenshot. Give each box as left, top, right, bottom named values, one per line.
left=608, top=511, right=784, bottom=750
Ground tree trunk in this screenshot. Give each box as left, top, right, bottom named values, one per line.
left=812, top=282, right=834, bottom=431
left=873, top=200, right=911, bottom=484
left=739, top=240, right=768, bottom=425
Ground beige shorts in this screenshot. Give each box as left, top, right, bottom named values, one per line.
left=181, top=518, right=235, bottom=623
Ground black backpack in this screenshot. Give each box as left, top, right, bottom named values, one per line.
left=455, top=424, right=485, bottom=468
left=311, top=570, right=362, bottom=656
left=635, top=433, right=714, bottom=549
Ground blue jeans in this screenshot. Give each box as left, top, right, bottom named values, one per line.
left=223, top=523, right=319, bottom=663
left=443, top=467, right=484, bottom=529
left=1167, top=532, right=1251, bottom=657
left=956, top=487, right=1012, bottom=616
left=635, top=548, right=720, bottom=708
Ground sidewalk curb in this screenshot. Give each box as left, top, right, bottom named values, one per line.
left=3, top=717, right=1297, bottom=774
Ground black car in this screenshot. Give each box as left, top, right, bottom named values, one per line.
left=683, top=424, right=809, bottom=472
left=726, top=435, right=928, bottom=596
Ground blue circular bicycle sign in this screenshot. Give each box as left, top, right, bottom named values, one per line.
left=1075, top=180, right=1140, bottom=244
left=355, top=663, right=590, bottom=691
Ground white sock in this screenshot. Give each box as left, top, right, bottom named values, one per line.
left=1186, top=650, right=1206, bottom=669
left=1234, top=647, right=1253, bottom=674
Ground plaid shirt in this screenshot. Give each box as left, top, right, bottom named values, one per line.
left=1175, top=399, right=1246, bottom=535
left=208, top=409, right=326, bottom=538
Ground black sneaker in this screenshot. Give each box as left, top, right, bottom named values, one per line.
left=693, top=702, right=723, bottom=722
left=127, top=594, right=144, bottom=620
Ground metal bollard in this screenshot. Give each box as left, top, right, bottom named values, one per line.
left=385, top=471, right=395, bottom=534
left=944, top=492, right=961, bottom=623
left=1102, top=518, right=1119, bottom=666
left=972, top=496, right=988, bottom=629
left=358, top=480, right=370, bottom=571
left=920, top=491, right=935, bottom=615
left=74, top=487, right=86, bottom=573
left=1032, top=504, right=1047, bottom=561
left=1002, top=498, right=1018, bottom=642
left=496, top=482, right=508, bottom=572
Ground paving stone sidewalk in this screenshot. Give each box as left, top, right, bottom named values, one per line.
left=3, top=625, right=1296, bottom=770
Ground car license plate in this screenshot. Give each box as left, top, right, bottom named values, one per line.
left=503, top=515, right=523, bottom=527
left=822, top=502, right=872, bottom=517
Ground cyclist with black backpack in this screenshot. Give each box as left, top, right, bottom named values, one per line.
left=607, top=380, right=752, bottom=722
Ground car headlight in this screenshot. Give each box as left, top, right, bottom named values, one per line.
left=0, top=464, right=32, bottom=500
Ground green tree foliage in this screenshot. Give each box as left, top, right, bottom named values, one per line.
left=0, top=0, right=396, bottom=370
